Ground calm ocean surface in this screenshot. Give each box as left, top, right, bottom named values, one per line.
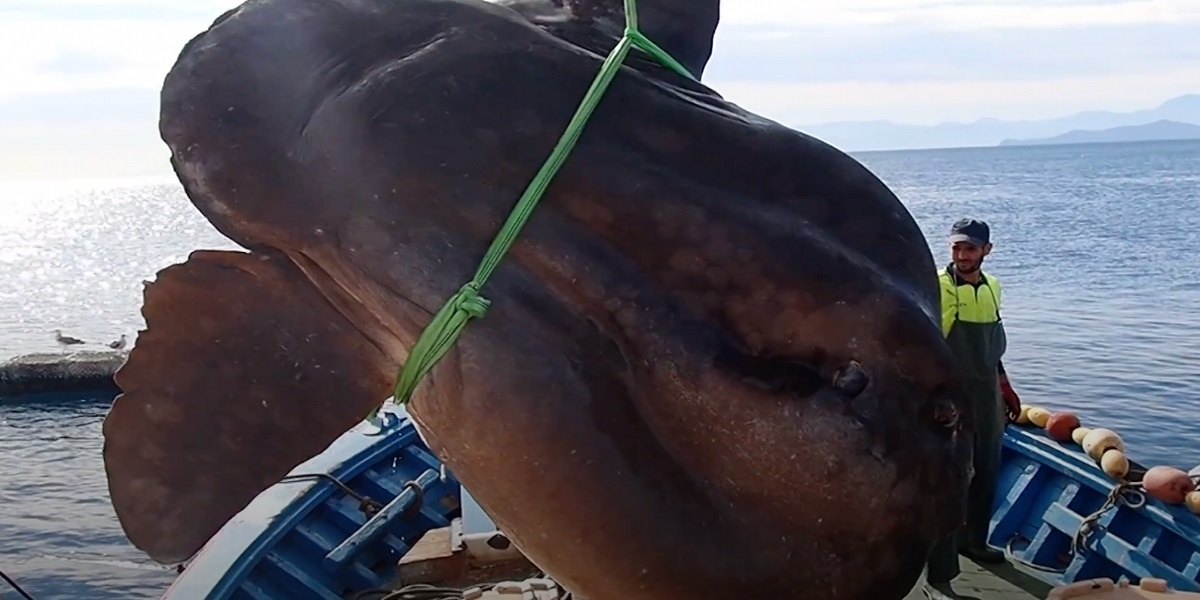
left=1, top=139, right=1198, bottom=597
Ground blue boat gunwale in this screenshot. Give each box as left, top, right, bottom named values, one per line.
left=164, top=416, right=451, bottom=599
left=1001, top=425, right=1200, bottom=545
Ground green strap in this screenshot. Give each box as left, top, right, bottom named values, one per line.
left=376, top=0, right=695, bottom=418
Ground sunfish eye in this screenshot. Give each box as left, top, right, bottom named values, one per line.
left=931, top=399, right=960, bottom=430
left=831, top=360, right=869, bottom=398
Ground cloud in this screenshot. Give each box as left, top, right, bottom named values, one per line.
left=0, top=0, right=226, bottom=101
left=706, top=23, right=1200, bottom=84
left=4, top=0, right=1197, bottom=98
left=708, top=66, right=1200, bottom=125
left=0, top=88, right=157, bottom=126
left=717, top=0, right=1200, bottom=30
left=698, top=0, right=1200, bottom=123
left=0, top=0, right=231, bottom=19
left=1, top=0, right=1199, bottom=179
left=0, top=87, right=166, bottom=181
left=0, top=18, right=203, bottom=101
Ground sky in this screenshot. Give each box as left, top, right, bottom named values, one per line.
left=1, top=0, right=1199, bottom=180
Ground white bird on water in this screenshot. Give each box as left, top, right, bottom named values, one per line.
left=53, top=329, right=86, bottom=353
left=108, top=334, right=128, bottom=350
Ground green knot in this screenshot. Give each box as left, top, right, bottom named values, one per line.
left=623, top=29, right=696, bottom=81
left=388, top=281, right=492, bottom=407
left=453, top=282, right=490, bottom=318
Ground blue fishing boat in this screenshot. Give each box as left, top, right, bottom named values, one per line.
left=162, top=411, right=469, bottom=600
left=157, top=408, right=1200, bottom=599
left=991, top=424, right=1200, bottom=592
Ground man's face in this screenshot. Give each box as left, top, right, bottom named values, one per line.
left=951, top=241, right=991, bottom=274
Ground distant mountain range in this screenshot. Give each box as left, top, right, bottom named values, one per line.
left=799, top=94, right=1200, bottom=151
left=999, top=120, right=1200, bottom=147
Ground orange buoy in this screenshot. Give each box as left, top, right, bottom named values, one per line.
left=1045, top=412, right=1081, bottom=442
left=1143, top=466, right=1195, bottom=505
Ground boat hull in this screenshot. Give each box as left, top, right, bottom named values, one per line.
left=162, top=414, right=461, bottom=599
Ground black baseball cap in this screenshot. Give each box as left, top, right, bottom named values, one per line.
left=949, top=218, right=990, bottom=246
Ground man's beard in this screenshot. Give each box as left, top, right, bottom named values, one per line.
left=955, top=258, right=983, bottom=274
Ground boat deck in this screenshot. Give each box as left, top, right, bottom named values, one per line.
left=901, top=557, right=1053, bottom=600
left=397, top=526, right=1056, bottom=600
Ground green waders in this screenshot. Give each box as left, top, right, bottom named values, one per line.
left=926, top=312, right=1007, bottom=584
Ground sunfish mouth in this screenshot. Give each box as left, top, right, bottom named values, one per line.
left=102, top=0, right=974, bottom=598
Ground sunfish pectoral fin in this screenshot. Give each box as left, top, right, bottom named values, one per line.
left=102, top=249, right=395, bottom=565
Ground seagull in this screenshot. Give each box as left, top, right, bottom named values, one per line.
left=54, top=329, right=86, bottom=353
left=108, top=334, right=128, bottom=350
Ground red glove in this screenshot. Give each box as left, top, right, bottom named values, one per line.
left=1000, top=378, right=1021, bottom=421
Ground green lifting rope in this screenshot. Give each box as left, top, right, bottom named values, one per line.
left=372, top=0, right=696, bottom=421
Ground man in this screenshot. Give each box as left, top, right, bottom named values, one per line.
left=924, top=218, right=1022, bottom=600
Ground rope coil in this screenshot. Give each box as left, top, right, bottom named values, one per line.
left=1003, top=479, right=1149, bottom=574
left=1071, top=481, right=1145, bottom=557
left=375, top=0, right=696, bottom=418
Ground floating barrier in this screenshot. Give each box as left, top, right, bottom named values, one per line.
left=1013, top=405, right=1199, bottom=513
left=992, top=406, right=1200, bottom=592
left=0, top=350, right=127, bottom=401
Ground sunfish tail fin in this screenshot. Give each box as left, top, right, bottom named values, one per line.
left=103, top=249, right=394, bottom=564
